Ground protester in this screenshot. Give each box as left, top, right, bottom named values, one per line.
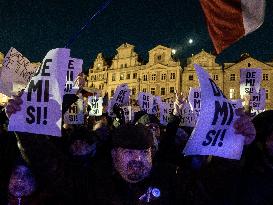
left=237, top=110, right=273, bottom=205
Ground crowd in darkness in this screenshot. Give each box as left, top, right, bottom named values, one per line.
left=0, top=89, right=273, bottom=205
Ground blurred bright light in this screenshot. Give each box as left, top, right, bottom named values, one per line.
left=172, top=49, right=176, bottom=54
left=188, top=39, right=193, bottom=44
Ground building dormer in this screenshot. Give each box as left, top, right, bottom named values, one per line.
left=147, top=45, right=178, bottom=66
left=186, top=50, right=220, bottom=69
left=111, top=43, right=141, bottom=69
left=93, top=53, right=107, bottom=71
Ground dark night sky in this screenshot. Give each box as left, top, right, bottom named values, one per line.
left=1, top=0, right=273, bottom=72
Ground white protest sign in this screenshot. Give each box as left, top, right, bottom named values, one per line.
left=188, top=87, right=201, bottom=117
left=107, top=84, right=130, bottom=116
left=88, top=96, right=103, bottom=116
left=183, top=64, right=245, bottom=160
left=179, top=102, right=196, bottom=127
left=64, top=58, right=83, bottom=94
left=148, top=96, right=161, bottom=118
left=250, top=88, right=266, bottom=110
left=63, top=98, right=84, bottom=124
left=138, top=92, right=154, bottom=113
left=0, top=47, right=39, bottom=96
left=160, top=102, right=174, bottom=125
left=121, top=106, right=132, bottom=123
left=8, top=48, right=70, bottom=136
left=240, top=68, right=262, bottom=98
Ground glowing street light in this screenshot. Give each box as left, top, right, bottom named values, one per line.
left=172, top=49, right=177, bottom=54
left=188, top=38, right=193, bottom=44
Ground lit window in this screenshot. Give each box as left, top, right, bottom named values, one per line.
left=189, top=75, right=194, bottom=81
left=161, top=88, right=166, bottom=95
left=112, top=74, right=116, bottom=81
left=151, top=74, right=156, bottom=81
left=143, top=75, right=148, bottom=81
left=151, top=88, right=156, bottom=95
left=229, top=88, right=235, bottom=99
left=230, top=74, right=235, bottom=81
left=213, top=74, right=218, bottom=81
left=263, top=74, right=269, bottom=81
left=120, top=73, right=124, bottom=80
left=161, top=74, right=166, bottom=80
left=170, top=73, right=176, bottom=80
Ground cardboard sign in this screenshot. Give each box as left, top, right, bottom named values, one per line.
left=64, top=58, right=83, bottom=94
left=250, top=88, right=266, bottom=110
left=88, top=96, right=103, bottom=116
left=183, top=64, right=245, bottom=160
left=107, top=84, right=130, bottom=116
left=188, top=87, right=201, bottom=117
left=63, top=98, right=84, bottom=124
left=8, top=48, right=71, bottom=136
left=240, top=68, right=262, bottom=97
left=138, top=92, right=154, bottom=113
left=179, top=102, right=196, bottom=127
left=0, top=48, right=39, bottom=96
left=121, top=106, right=132, bottom=123
left=160, top=102, right=174, bottom=125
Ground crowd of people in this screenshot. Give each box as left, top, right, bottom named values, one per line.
left=0, top=89, right=273, bottom=205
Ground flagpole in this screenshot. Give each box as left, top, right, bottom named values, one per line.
left=64, top=0, right=112, bottom=48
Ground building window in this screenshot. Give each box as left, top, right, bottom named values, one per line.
left=112, top=74, right=116, bottom=81
left=99, top=85, right=102, bottom=90
left=213, top=74, right=218, bottom=81
left=170, top=73, right=176, bottom=80
left=151, top=88, right=156, bottom=95
left=230, top=74, right=235, bottom=81
left=161, top=88, right=166, bottom=95
left=157, top=55, right=162, bottom=61
left=170, top=87, right=175, bottom=93
left=151, top=74, right=156, bottom=81
left=263, top=74, right=269, bottom=81
left=161, top=73, right=166, bottom=80
left=133, top=73, right=137, bottom=79
left=120, top=73, right=124, bottom=80
left=143, top=88, right=147, bottom=92
left=91, top=76, right=94, bottom=81
left=111, top=89, right=114, bottom=97
left=189, top=75, right=194, bottom=81
left=125, top=63, right=127, bottom=68
left=126, top=73, right=130, bottom=79
left=94, top=75, right=97, bottom=80
left=229, top=88, right=235, bottom=99
left=143, top=75, right=148, bottom=81
left=266, top=89, right=269, bottom=100
left=132, top=88, right=136, bottom=95
left=120, top=64, right=123, bottom=68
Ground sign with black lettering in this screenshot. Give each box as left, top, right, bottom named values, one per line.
left=88, top=96, right=103, bottom=116
left=121, top=106, right=132, bottom=123
left=179, top=102, right=196, bottom=127
left=107, top=84, right=130, bottom=117
left=63, top=98, right=84, bottom=124
left=138, top=92, right=153, bottom=113
left=188, top=87, right=201, bottom=117
left=160, top=102, right=174, bottom=125
left=250, top=88, right=266, bottom=110
left=8, top=48, right=71, bottom=136
left=0, top=47, right=39, bottom=97
left=183, top=64, right=245, bottom=160
left=230, top=99, right=243, bottom=109
left=240, top=68, right=262, bottom=98
left=64, top=58, right=83, bottom=94
left=148, top=96, right=161, bottom=119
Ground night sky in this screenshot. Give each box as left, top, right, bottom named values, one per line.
left=1, top=0, right=273, bottom=72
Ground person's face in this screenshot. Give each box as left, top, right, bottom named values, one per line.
left=112, top=147, right=152, bottom=183
left=8, top=165, right=36, bottom=197
left=265, top=131, right=273, bottom=156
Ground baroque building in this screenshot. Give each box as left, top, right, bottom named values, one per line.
left=87, top=43, right=273, bottom=109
